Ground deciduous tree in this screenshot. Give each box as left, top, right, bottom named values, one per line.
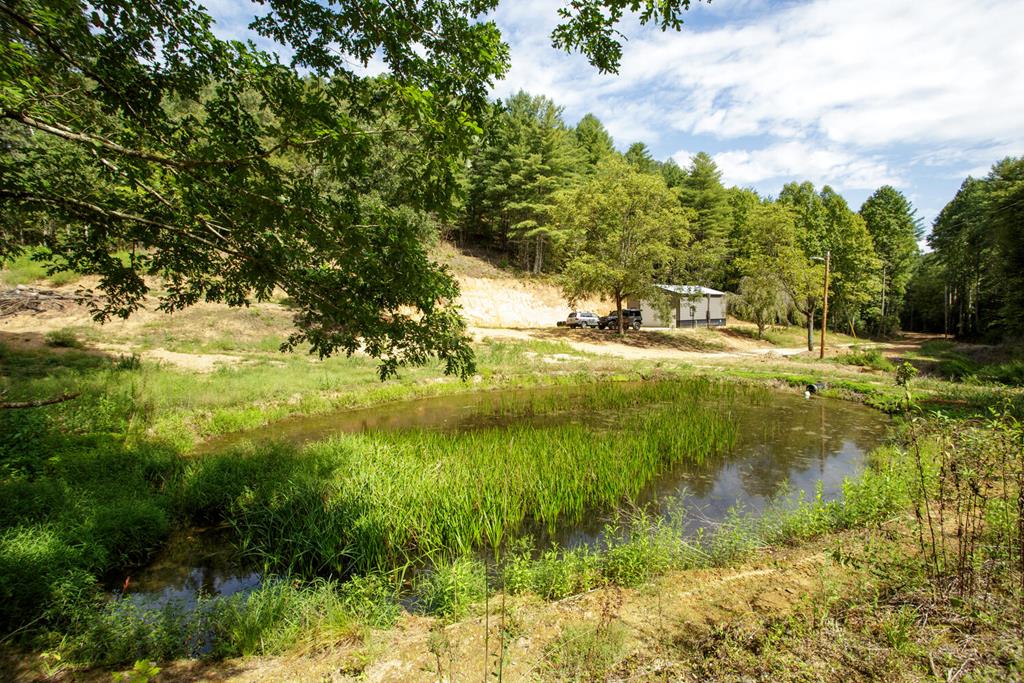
left=557, top=158, right=688, bottom=334
left=0, top=0, right=703, bottom=377
left=859, top=186, right=922, bottom=334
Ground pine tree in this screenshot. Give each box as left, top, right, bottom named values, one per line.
left=624, top=142, right=657, bottom=174
left=678, top=152, right=732, bottom=287
left=465, top=91, right=579, bottom=272
left=859, top=186, right=922, bottom=334
left=573, top=114, right=617, bottom=167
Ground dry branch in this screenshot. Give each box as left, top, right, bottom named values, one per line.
left=0, top=392, right=80, bottom=409
left=0, top=286, right=91, bottom=317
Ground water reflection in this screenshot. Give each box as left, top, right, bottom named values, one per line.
left=134, top=383, right=887, bottom=605
left=112, top=528, right=260, bottom=610
left=543, top=392, right=884, bottom=548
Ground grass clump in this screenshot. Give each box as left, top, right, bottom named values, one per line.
left=836, top=346, right=894, bottom=372
left=545, top=619, right=629, bottom=682
left=415, top=557, right=488, bottom=619
left=43, top=328, right=84, bottom=349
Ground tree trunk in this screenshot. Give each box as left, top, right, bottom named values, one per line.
left=615, top=292, right=624, bottom=336
left=532, top=237, right=543, bottom=275
left=806, top=309, right=814, bottom=351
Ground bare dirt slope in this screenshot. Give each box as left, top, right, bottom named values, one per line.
left=432, top=243, right=606, bottom=328
left=1, top=243, right=860, bottom=366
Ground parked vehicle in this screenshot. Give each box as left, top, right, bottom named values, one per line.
left=599, top=308, right=642, bottom=330
left=565, top=310, right=600, bottom=329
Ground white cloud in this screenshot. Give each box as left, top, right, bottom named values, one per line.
left=711, top=141, right=904, bottom=190
left=612, top=0, right=1023, bottom=147
left=488, top=0, right=1023, bottom=192
left=670, top=149, right=695, bottom=167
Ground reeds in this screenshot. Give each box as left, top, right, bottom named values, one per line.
left=224, top=379, right=754, bottom=576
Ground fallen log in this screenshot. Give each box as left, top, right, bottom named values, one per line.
left=0, top=392, right=81, bottom=409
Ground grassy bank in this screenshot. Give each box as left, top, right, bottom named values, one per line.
left=2, top=325, right=1022, bottom=679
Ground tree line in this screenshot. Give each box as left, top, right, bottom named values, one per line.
left=458, top=91, right=923, bottom=343
left=903, top=158, right=1024, bottom=340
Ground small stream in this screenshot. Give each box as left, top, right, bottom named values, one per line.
left=116, top=383, right=888, bottom=608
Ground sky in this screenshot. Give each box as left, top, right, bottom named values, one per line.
left=205, top=0, right=1024, bottom=233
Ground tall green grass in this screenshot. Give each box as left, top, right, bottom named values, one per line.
left=836, top=347, right=895, bottom=372
left=204, top=379, right=750, bottom=576
left=0, top=248, right=79, bottom=286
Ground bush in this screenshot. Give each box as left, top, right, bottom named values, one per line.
left=44, top=329, right=83, bottom=349
left=415, top=557, right=487, bottom=618
left=837, top=347, right=894, bottom=372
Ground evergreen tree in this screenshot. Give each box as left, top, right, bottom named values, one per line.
left=928, top=176, right=994, bottom=337
left=859, top=186, right=922, bottom=334
left=465, top=91, right=579, bottom=273
left=573, top=114, right=617, bottom=167
left=678, top=152, right=732, bottom=287
left=624, top=142, right=657, bottom=174
left=659, top=158, right=688, bottom=188
left=988, top=157, right=1024, bottom=336
left=720, top=187, right=764, bottom=292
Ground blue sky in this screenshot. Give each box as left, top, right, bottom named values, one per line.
left=205, top=0, right=1023, bottom=234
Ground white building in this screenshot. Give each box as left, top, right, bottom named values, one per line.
left=629, top=285, right=727, bottom=328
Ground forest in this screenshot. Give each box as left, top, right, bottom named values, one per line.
left=456, top=90, right=1024, bottom=343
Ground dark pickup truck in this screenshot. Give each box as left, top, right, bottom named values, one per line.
left=598, top=308, right=642, bottom=330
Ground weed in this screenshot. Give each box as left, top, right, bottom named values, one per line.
left=43, top=329, right=83, bottom=349
left=544, top=589, right=628, bottom=681
left=416, top=557, right=487, bottom=619
left=837, top=347, right=895, bottom=372
left=112, top=659, right=161, bottom=683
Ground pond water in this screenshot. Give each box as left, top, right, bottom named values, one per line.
left=121, top=382, right=888, bottom=608
left=112, top=527, right=261, bottom=609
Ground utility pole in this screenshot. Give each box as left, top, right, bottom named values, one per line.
left=819, top=250, right=830, bottom=360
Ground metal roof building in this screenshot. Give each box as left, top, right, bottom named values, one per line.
left=628, top=284, right=727, bottom=328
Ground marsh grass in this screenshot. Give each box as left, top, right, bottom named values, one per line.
left=220, top=379, right=748, bottom=576
left=62, top=573, right=398, bottom=666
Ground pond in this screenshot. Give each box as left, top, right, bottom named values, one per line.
left=119, top=381, right=887, bottom=608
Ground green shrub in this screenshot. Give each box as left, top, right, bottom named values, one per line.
left=600, top=518, right=679, bottom=586
left=337, top=573, right=401, bottom=629
left=44, top=329, right=83, bottom=349
left=837, top=347, right=894, bottom=372
left=979, top=360, right=1024, bottom=386
left=415, top=557, right=487, bottom=618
